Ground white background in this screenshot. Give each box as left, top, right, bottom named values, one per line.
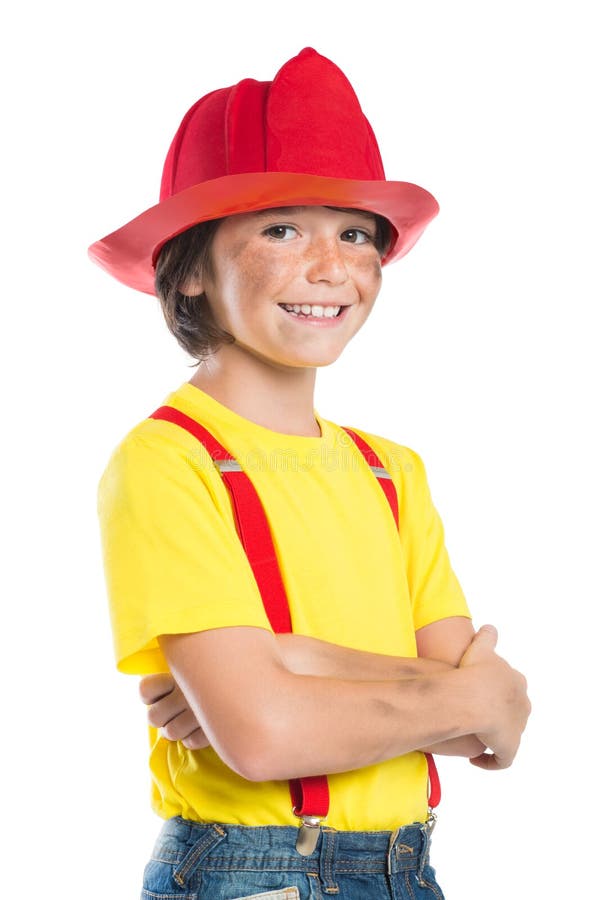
left=2, top=1, right=596, bottom=897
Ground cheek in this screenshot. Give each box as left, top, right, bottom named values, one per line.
left=357, top=255, right=383, bottom=300
left=223, top=245, right=288, bottom=308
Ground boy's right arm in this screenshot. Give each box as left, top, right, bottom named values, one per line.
left=155, top=623, right=530, bottom=781
left=139, top=637, right=461, bottom=751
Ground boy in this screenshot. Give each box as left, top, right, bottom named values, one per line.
left=92, top=48, right=530, bottom=899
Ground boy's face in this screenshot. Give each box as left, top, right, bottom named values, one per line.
left=186, top=205, right=383, bottom=371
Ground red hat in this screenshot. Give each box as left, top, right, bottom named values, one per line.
left=88, top=48, right=439, bottom=295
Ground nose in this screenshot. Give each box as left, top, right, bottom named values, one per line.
left=305, top=236, right=349, bottom=285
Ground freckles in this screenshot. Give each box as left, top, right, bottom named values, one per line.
left=356, top=254, right=382, bottom=303
left=219, top=239, right=262, bottom=283
left=355, top=253, right=382, bottom=284
left=229, top=246, right=287, bottom=296
left=225, top=238, right=247, bottom=262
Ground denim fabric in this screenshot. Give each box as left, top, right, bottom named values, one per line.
left=141, top=816, right=445, bottom=899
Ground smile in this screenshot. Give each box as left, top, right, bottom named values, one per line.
left=278, top=303, right=345, bottom=319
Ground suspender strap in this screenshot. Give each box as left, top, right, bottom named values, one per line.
left=289, top=776, right=331, bottom=819
left=149, top=405, right=440, bottom=816
left=342, top=426, right=440, bottom=811
left=426, top=751, right=441, bottom=809
left=150, top=405, right=326, bottom=816
left=342, top=427, right=399, bottom=527
left=150, top=405, right=292, bottom=633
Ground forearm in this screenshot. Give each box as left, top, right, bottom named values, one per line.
left=276, top=633, right=454, bottom=680
left=276, top=633, right=485, bottom=758
left=263, top=669, right=478, bottom=778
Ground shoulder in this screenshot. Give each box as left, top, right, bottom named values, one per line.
left=330, top=422, right=437, bottom=516
left=338, top=423, right=427, bottom=483
left=96, top=413, right=221, bottom=512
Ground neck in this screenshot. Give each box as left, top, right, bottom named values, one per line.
left=188, top=347, right=321, bottom=438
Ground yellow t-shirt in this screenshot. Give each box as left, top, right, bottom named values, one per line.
left=96, top=382, right=471, bottom=830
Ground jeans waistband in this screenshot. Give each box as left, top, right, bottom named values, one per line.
left=153, top=817, right=435, bottom=890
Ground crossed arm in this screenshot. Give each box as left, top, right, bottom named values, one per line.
left=140, top=617, right=530, bottom=778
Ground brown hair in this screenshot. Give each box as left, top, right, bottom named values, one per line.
left=155, top=210, right=393, bottom=363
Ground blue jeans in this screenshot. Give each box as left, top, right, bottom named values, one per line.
left=141, top=816, right=445, bottom=899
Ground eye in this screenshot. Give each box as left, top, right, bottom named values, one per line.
left=264, top=224, right=298, bottom=241
left=340, top=228, right=372, bottom=245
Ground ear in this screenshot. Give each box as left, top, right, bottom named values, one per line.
left=178, top=273, right=205, bottom=297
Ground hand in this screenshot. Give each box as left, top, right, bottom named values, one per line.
left=138, top=673, right=210, bottom=750
left=459, top=625, right=531, bottom=770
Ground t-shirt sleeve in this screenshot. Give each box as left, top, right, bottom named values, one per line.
left=96, top=432, right=272, bottom=675
left=398, top=449, right=471, bottom=630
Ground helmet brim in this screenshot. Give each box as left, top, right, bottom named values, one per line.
left=88, top=171, right=439, bottom=296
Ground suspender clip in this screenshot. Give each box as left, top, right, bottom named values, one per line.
left=295, top=815, right=322, bottom=856
left=424, top=809, right=437, bottom=835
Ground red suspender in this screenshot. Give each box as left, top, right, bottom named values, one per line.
left=342, top=429, right=441, bottom=812
left=341, top=428, right=399, bottom=525
left=149, top=405, right=292, bottom=633
left=149, top=405, right=441, bottom=823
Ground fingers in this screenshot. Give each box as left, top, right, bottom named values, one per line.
left=146, top=690, right=188, bottom=729
left=159, top=709, right=206, bottom=744
left=472, top=624, right=498, bottom=649
left=469, top=729, right=522, bottom=770
left=459, top=624, right=500, bottom=669
left=139, top=672, right=176, bottom=705
left=137, top=673, right=209, bottom=749
left=469, top=752, right=512, bottom=771
left=181, top=728, right=211, bottom=750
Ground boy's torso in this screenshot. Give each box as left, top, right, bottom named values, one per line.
left=98, top=381, right=468, bottom=830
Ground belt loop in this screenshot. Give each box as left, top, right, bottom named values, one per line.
left=173, top=824, right=227, bottom=888
left=416, top=822, right=432, bottom=885
left=318, top=828, right=340, bottom=894
left=386, top=827, right=401, bottom=876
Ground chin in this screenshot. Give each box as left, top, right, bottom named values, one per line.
left=246, top=340, right=346, bottom=370
left=286, top=350, right=343, bottom=369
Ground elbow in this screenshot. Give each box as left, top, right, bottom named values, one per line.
left=219, top=712, right=293, bottom=783
left=231, top=751, right=278, bottom=783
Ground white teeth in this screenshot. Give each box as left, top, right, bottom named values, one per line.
left=281, top=303, right=342, bottom=318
